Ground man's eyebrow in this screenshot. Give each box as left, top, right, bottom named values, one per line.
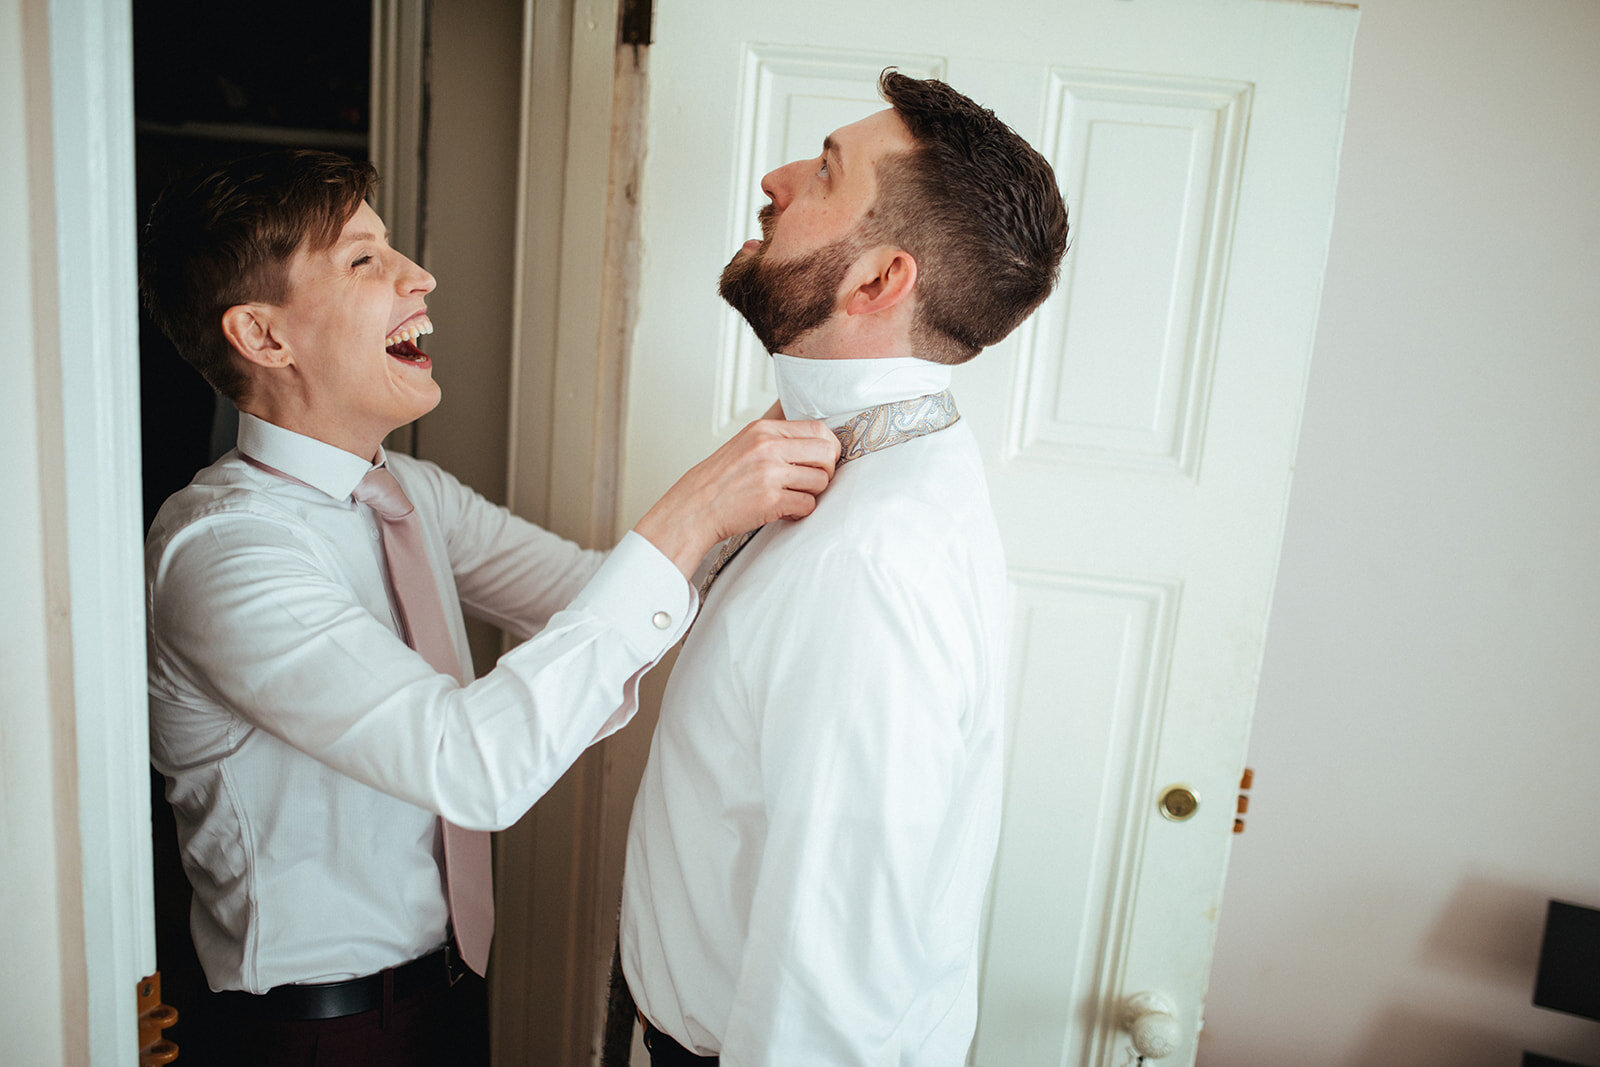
left=823, top=136, right=844, bottom=177
left=333, top=229, right=389, bottom=249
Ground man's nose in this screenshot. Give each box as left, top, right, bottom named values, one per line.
left=399, top=255, right=436, bottom=295
left=759, top=158, right=805, bottom=210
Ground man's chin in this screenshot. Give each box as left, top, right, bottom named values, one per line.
left=404, top=389, right=444, bottom=427
left=392, top=368, right=443, bottom=409
left=719, top=236, right=851, bottom=354
left=721, top=245, right=758, bottom=280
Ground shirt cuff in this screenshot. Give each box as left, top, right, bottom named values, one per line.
left=568, top=530, right=695, bottom=657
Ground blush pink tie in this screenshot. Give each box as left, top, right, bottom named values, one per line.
left=353, top=466, right=495, bottom=977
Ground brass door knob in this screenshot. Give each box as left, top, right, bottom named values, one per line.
left=1158, top=785, right=1199, bottom=821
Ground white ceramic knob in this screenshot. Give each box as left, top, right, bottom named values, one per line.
left=1120, top=992, right=1181, bottom=1059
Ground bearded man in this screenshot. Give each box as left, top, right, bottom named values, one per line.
left=613, top=71, right=1069, bottom=1065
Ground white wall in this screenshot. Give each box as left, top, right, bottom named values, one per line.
left=1201, top=2, right=1600, bottom=1064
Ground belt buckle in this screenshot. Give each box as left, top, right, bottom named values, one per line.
left=444, top=942, right=468, bottom=987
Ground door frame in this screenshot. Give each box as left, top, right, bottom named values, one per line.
left=497, top=0, right=644, bottom=1061
left=4, top=0, right=154, bottom=1062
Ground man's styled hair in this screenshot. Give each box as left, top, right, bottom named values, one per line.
left=868, top=71, right=1069, bottom=365
left=138, top=150, right=378, bottom=401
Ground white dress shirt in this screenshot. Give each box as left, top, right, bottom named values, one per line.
left=620, top=355, right=1007, bottom=1066
left=147, top=413, right=693, bottom=992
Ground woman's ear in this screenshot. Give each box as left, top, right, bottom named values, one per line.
left=220, top=304, right=291, bottom=369
left=843, top=247, right=918, bottom=317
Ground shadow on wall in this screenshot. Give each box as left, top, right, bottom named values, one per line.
left=1348, top=877, right=1600, bottom=1067
left=1347, top=1003, right=1528, bottom=1067
left=1419, top=877, right=1549, bottom=989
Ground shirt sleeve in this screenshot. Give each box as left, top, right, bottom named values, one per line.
left=716, top=549, right=979, bottom=1066
left=148, top=511, right=693, bottom=831
left=395, top=455, right=607, bottom=641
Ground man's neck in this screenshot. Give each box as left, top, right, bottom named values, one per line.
left=236, top=399, right=389, bottom=464
left=783, top=312, right=914, bottom=362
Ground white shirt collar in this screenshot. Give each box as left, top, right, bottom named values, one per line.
left=236, top=412, right=383, bottom=500
left=771, top=354, right=952, bottom=425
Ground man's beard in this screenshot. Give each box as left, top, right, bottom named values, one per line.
left=719, top=225, right=861, bottom=355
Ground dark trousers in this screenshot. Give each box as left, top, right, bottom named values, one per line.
left=606, top=940, right=717, bottom=1067
left=640, top=1016, right=720, bottom=1067
left=174, top=963, right=488, bottom=1065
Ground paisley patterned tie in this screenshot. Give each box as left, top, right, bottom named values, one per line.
left=696, top=390, right=960, bottom=599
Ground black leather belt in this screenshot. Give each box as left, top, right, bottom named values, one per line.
left=641, top=1015, right=719, bottom=1066
left=216, top=945, right=465, bottom=1021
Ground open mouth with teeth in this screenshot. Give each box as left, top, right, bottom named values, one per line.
left=385, top=316, right=434, bottom=367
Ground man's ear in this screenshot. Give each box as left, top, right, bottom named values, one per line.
left=220, top=304, right=291, bottom=369
left=843, top=247, right=917, bottom=317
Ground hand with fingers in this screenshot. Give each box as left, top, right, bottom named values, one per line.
left=632, top=416, right=841, bottom=579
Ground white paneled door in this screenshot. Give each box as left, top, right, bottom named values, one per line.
left=618, top=2, right=1357, bottom=1063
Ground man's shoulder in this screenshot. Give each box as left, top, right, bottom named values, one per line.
left=146, top=452, right=324, bottom=562
left=803, top=429, right=1001, bottom=566
left=150, top=451, right=277, bottom=521
left=756, top=488, right=1003, bottom=620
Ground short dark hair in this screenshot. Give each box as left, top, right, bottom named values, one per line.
left=138, top=150, right=378, bottom=401
left=868, top=71, right=1069, bottom=365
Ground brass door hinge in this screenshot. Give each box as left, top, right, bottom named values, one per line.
left=1233, top=767, right=1254, bottom=834
left=137, top=972, right=178, bottom=1065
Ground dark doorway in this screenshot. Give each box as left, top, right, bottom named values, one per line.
left=134, top=1, right=373, bottom=526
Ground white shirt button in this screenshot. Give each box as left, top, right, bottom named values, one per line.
left=652, top=611, right=672, bottom=630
